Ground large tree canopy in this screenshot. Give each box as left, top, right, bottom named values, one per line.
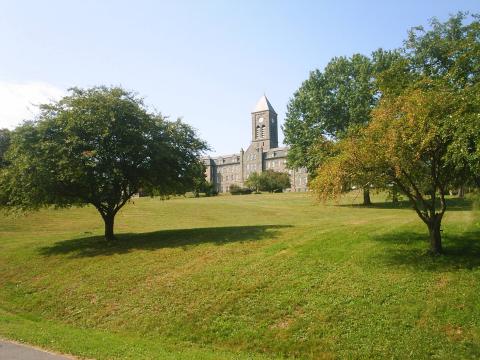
left=405, top=12, right=480, bottom=187
left=313, top=79, right=472, bottom=254
left=405, top=12, right=480, bottom=85
left=312, top=13, right=480, bottom=254
left=283, top=54, right=375, bottom=173
left=283, top=51, right=400, bottom=204
left=0, top=86, right=208, bottom=240
left=284, top=51, right=401, bottom=171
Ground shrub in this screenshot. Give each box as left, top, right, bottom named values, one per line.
left=229, top=184, right=252, bottom=195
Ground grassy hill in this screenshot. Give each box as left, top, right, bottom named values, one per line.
left=1, top=192, right=479, bottom=359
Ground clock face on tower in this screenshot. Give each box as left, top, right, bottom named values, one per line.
left=258, top=117, right=264, bottom=123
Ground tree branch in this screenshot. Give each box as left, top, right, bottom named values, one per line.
left=400, top=169, right=431, bottom=214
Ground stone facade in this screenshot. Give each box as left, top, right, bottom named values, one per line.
left=203, top=95, right=308, bottom=193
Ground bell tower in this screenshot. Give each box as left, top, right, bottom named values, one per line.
left=251, top=95, right=278, bottom=150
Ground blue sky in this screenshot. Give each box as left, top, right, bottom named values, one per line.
left=1, top=1, right=479, bottom=155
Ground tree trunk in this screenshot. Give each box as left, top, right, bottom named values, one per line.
left=457, top=185, right=465, bottom=198
left=427, top=217, right=442, bottom=255
left=363, top=187, right=372, bottom=206
left=103, top=214, right=116, bottom=241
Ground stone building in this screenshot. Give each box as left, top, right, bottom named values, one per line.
left=203, top=95, right=308, bottom=193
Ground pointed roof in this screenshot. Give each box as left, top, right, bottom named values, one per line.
left=252, top=95, right=276, bottom=114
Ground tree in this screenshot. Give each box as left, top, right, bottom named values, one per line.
left=191, top=163, right=208, bottom=198
left=245, top=172, right=262, bottom=193
left=202, top=181, right=218, bottom=197
left=283, top=51, right=400, bottom=205
left=193, top=177, right=220, bottom=197
left=0, top=129, right=10, bottom=168
left=312, top=13, right=480, bottom=254
left=446, top=90, right=480, bottom=188
left=246, top=170, right=291, bottom=193
left=0, top=129, right=11, bottom=206
left=0, top=87, right=208, bottom=241
left=405, top=12, right=480, bottom=86
left=313, top=79, right=475, bottom=254
left=404, top=12, right=480, bottom=188
left=260, top=170, right=291, bottom=193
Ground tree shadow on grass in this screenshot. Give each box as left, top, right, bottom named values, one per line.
left=337, top=197, right=474, bottom=212
left=371, top=228, right=480, bottom=271
left=38, top=225, right=292, bottom=258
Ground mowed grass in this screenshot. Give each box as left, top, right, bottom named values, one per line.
left=0, top=192, right=479, bottom=359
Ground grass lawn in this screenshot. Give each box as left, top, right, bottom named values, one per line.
left=0, top=192, right=479, bottom=359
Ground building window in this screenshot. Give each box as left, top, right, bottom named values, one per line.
left=256, top=125, right=260, bottom=139
left=261, top=125, right=265, bottom=138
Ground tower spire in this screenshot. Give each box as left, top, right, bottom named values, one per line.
left=252, top=94, right=277, bottom=114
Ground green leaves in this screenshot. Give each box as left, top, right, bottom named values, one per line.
left=405, top=12, right=480, bottom=86
left=245, top=170, right=290, bottom=193
left=0, top=128, right=10, bottom=168
left=0, top=86, right=208, bottom=238
left=283, top=52, right=399, bottom=173
left=298, top=13, right=480, bottom=252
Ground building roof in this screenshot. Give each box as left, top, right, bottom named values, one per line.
left=252, top=95, right=277, bottom=114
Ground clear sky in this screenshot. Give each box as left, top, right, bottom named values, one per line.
left=1, top=0, right=479, bottom=156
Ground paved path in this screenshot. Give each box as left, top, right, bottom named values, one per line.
left=0, top=340, right=74, bottom=360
